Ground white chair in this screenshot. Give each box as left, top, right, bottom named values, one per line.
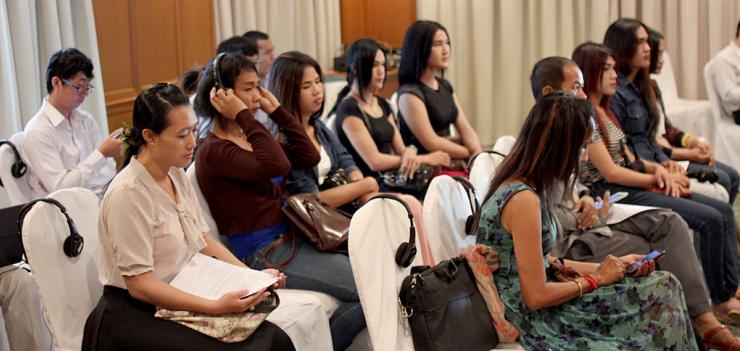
left=423, top=175, right=478, bottom=263
left=652, top=53, right=714, bottom=139
left=492, top=136, right=516, bottom=156
left=185, top=163, right=354, bottom=351
left=185, top=164, right=224, bottom=243
left=349, top=196, right=424, bottom=351
left=20, top=187, right=102, bottom=351
left=469, top=151, right=506, bottom=200
left=0, top=132, right=32, bottom=205
left=705, top=59, right=740, bottom=171
left=388, top=92, right=399, bottom=119
left=320, top=81, right=348, bottom=122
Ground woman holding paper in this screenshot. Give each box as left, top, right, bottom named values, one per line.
left=82, top=83, right=293, bottom=350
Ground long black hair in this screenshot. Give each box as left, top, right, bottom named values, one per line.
left=121, top=83, right=190, bottom=170
left=330, top=38, right=386, bottom=115
left=485, top=93, right=594, bottom=210
left=604, top=18, right=660, bottom=139
left=398, top=20, right=449, bottom=85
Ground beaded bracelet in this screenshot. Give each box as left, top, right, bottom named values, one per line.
left=583, top=275, right=599, bottom=291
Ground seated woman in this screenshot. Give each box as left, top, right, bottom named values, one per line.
left=648, top=27, right=739, bottom=204
left=477, top=92, right=697, bottom=349
left=397, top=20, right=481, bottom=163
left=269, top=51, right=378, bottom=209
left=193, top=53, right=365, bottom=350
left=573, top=42, right=740, bottom=349
left=83, top=83, right=292, bottom=350
left=331, top=38, right=450, bottom=198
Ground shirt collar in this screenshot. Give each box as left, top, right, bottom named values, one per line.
left=41, top=99, right=68, bottom=127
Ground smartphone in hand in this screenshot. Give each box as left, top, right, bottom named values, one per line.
left=626, top=249, right=665, bottom=274
left=595, top=191, right=628, bottom=209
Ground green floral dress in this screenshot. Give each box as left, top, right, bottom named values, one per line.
left=477, top=182, right=697, bottom=350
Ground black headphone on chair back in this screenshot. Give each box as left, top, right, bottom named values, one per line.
left=452, top=176, right=481, bottom=236
left=17, top=198, right=84, bottom=258
left=365, top=194, right=417, bottom=268
left=0, top=140, right=27, bottom=187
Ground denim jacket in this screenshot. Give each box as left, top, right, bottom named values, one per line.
left=284, top=119, right=359, bottom=195
left=610, top=74, right=669, bottom=163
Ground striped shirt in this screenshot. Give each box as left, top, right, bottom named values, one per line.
left=580, top=118, right=627, bottom=185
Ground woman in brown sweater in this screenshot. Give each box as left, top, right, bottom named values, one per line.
left=193, top=53, right=366, bottom=350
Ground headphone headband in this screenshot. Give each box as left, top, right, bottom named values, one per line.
left=365, top=194, right=417, bottom=267
left=212, top=52, right=226, bottom=89
left=17, top=198, right=84, bottom=258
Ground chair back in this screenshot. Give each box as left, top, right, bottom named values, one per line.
left=348, top=197, right=423, bottom=351
left=423, top=175, right=478, bottom=262
left=652, top=52, right=679, bottom=102
left=20, top=188, right=102, bottom=351
left=185, top=164, right=222, bottom=241
left=492, top=135, right=516, bottom=155
left=469, top=151, right=505, bottom=199
left=0, top=132, right=32, bottom=205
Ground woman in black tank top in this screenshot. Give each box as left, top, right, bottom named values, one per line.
left=330, top=39, right=450, bottom=182
left=397, top=20, right=481, bottom=161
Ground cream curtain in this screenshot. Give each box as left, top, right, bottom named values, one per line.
left=0, top=0, right=107, bottom=140
left=213, top=0, right=342, bottom=73
left=417, top=0, right=740, bottom=146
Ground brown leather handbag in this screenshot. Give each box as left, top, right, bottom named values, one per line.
left=282, top=193, right=350, bottom=252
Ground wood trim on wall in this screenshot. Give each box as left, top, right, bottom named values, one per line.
left=92, top=0, right=216, bottom=132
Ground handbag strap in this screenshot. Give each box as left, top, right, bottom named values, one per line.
left=259, top=229, right=297, bottom=269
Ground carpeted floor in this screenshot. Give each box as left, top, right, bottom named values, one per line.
left=726, top=198, right=740, bottom=344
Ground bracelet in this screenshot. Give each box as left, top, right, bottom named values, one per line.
left=583, top=275, right=599, bottom=291
left=572, top=279, right=584, bottom=297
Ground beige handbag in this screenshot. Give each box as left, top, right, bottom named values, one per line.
left=155, top=291, right=279, bottom=343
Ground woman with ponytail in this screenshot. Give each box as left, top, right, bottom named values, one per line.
left=83, top=83, right=292, bottom=350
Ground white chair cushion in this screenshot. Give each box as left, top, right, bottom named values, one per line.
left=21, top=188, right=102, bottom=351
left=423, top=175, right=477, bottom=263
left=0, top=132, right=32, bottom=205
left=349, top=197, right=423, bottom=351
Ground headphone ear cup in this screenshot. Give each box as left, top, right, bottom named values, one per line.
left=11, top=160, right=26, bottom=178
left=395, top=242, right=417, bottom=268
left=63, top=232, right=84, bottom=258
left=465, top=215, right=473, bottom=235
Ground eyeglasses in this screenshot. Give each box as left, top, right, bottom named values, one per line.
left=62, top=78, right=95, bottom=94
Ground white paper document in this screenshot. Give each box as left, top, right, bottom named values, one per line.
left=169, top=253, right=278, bottom=300
left=606, top=203, right=659, bottom=225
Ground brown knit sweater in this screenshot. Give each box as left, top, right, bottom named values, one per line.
left=195, top=107, right=320, bottom=236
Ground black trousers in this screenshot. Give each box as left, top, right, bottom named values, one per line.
left=82, top=286, right=295, bottom=351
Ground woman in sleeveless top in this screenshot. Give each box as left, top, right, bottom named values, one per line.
left=330, top=39, right=450, bottom=196
left=477, top=93, right=696, bottom=349
left=397, top=20, right=481, bottom=161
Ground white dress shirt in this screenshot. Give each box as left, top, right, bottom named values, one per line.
left=22, top=99, right=115, bottom=198
left=710, top=41, right=740, bottom=118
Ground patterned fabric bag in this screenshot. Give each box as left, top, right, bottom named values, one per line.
left=154, top=291, right=279, bottom=343
left=461, top=245, right=520, bottom=343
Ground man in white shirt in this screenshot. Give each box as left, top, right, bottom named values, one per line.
left=244, top=30, right=279, bottom=136
left=22, top=48, right=121, bottom=199
left=709, top=21, right=740, bottom=125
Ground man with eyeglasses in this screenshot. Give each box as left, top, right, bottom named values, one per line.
left=22, top=48, right=121, bottom=199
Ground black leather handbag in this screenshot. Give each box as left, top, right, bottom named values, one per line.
left=399, top=257, right=499, bottom=351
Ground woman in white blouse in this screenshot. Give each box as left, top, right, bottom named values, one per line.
left=82, top=83, right=293, bottom=350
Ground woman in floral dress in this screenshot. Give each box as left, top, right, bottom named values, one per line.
left=476, top=93, right=697, bottom=350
